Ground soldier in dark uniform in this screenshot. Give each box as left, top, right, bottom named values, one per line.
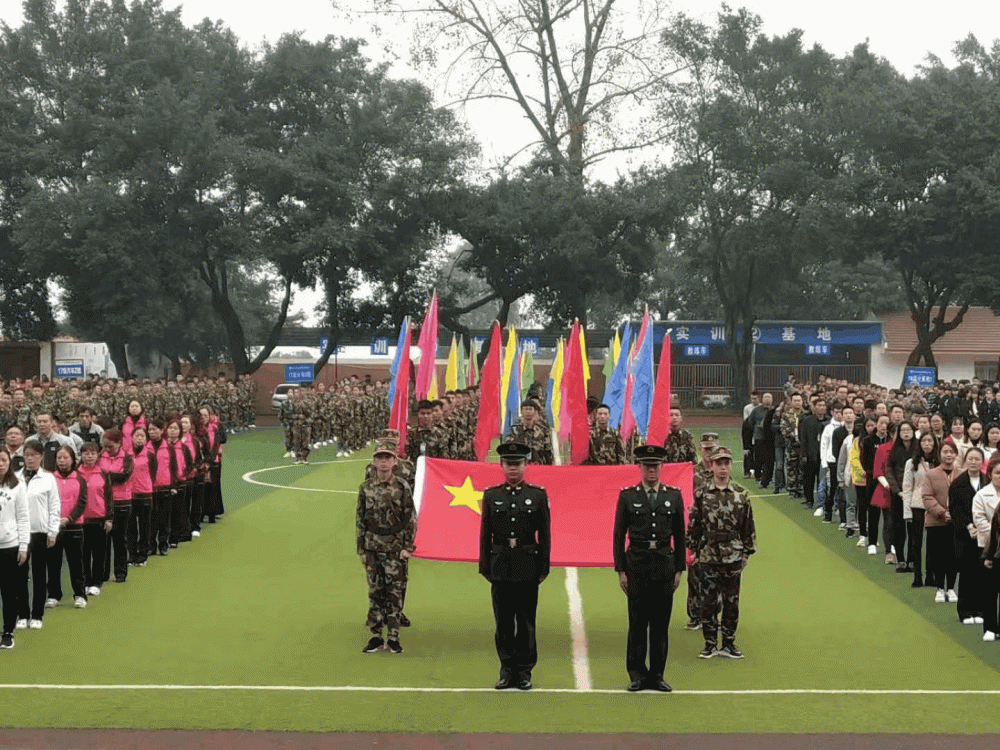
left=613, top=444, right=686, bottom=692
left=479, top=442, right=551, bottom=690
left=356, top=441, right=416, bottom=654
left=688, top=446, right=756, bottom=660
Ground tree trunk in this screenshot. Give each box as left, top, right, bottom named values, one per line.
left=245, top=275, right=294, bottom=375
left=106, top=332, right=130, bottom=379
left=200, top=258, right=250, bottom=375
left=313, top=264, right=342, bottom=377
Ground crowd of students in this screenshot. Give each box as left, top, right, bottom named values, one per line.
left=0, top=400, right=227, bottom=650
left=743, top=376, right=1000, bottom=642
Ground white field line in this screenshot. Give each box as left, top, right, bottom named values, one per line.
left=564, top=567, right=593, bottom=691
left=1, top=684, right=1000, bottom=696
left=242, top=460, right=369, bottom=493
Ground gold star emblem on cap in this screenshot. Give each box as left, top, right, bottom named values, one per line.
left=445, top=476, right=483, bottom=515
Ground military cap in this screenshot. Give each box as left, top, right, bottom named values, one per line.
left=634, top=444, right=668, bottom=464
left=496, top=442, right=531, bottom=461
left=372, top=441, right=398, bottom=458
left=381, top=429, right=400, bottom=438
left=709, top=446, right=733, bottom=461
left=699, top=432, right=720, bottom=447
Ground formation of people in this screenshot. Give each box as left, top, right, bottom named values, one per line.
left=0, top=393, right=228, bottom=650
left=742, top=375, right=1000, bottom=642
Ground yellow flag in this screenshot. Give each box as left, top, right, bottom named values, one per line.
left=500, top=326, right=518, bottom=424
left=579, top=325, right=591, bottom=385
left=549, top=337, right=565, bottom=433
left=444, top=334, right=459, bottom=392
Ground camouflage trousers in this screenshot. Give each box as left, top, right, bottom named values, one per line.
left=700, top=562, right=743, bottom=646
left=362, top=550, right=408, bottom=638
left=785, top=446, right=803, bottom=495
left=291, top=421, right=311, bottom=461
left=686, top=563, right=715, bottom=626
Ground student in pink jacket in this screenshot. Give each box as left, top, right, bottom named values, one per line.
left=48, top=446, right=87, bottom=609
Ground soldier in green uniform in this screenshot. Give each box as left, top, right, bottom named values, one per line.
left=357, top=441, right=416, bottom=654
left=613, top=444, right=686, bottom=692
left=688, top=446, right=756, bottom=660
left=289, top=387, right=313, bottom=465
left=781, top=393, right=806, bottom=498
left=506, top=401, right=553, bottom=465
left=586, top=404, right=626, bottom=465
left=406, top=400, right=444, bottom=463
left=479, top=442, right=551, bottom=690
left=662, top=407, right=697, bottom=465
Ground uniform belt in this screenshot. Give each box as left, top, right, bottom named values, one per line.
left=629, top=540, right=667, bottom=550
left=708, top=531, right=737, bottom=542
left=494, top=538, right=536, bottom=549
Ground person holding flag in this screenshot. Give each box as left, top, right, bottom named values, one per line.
left=613, top=444, right=686, bottom=692
left=479, top=442, right=551, bottom=690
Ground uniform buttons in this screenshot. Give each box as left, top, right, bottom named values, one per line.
left=652, top=523, right=657, bottom=527
left=510, top=518, right=515, bottom=522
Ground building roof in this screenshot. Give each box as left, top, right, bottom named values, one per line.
left=879, top=307, right=1000, bottom=356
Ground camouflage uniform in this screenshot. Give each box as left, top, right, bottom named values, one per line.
left=406, top=424, right=445, bottom=463
left=780, top=408, right=805, bottom=497
left=586, top=425, right=626, bottom=465
left=356, top=473, right=416, bottom=640
left=663, top=429, right=697, bottom=465
left=279, top=397, right=295, bottom=453
left=688, top=479, right=756, bottom=650
left=506, top=421, right=553, bottom=465
left=290, top=395, right=313, bottom=463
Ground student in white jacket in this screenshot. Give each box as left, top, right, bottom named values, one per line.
left=972, top=456, right=1000, bottom=641
left=15, top=440, right=60, bottom=630
left=0, top=449, right=30, bottom=649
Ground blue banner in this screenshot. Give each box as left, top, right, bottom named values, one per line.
left=370, top=337, right=389, bottom=356
left=805, top=344, right=831, bottom=357
left=683, top=345, right=711, bottom=357
left=904, top=366, right=937, bottom=387
left=520, top=337, right=539, bottom=355
left=285, top=364, right=314, bottom=383
left=655, top=322, right=881, bottom=346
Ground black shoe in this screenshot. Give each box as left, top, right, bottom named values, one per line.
left=158, top=549, right=168, bottom=556
left=718, top=643, right=744, bottom=659
left=386, top=639, right=403, bottom=654
left=698, top=645, right=717, bottom=659
left=516, top=674, right=532, bottom=690
left=169, top=543, right=179, bottom=549
left=399, top=613, right=411, bottom=628
left=627, top=679, right=644, bottom=692
left=495, top=674, right=514, bottom=690
left=773, top=487, right=782, bottom=494
left=651, top=679, right=672, bottom=692
left=362, top=636, right=384, bottom=653
left=845, top=528, right=857, bottom=539
left=0, top=633, right=13, bottom=649
left=115, top=576, right=126, bottom=583
left=912, top=578, right=923, bottom=588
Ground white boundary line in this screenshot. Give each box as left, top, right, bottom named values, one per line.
left=242, top=460, right=369, bottom=494
left=1, top=684, right=999, bottom=695
left=564, top=568, right=592, bottom=691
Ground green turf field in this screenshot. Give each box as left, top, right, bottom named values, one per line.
left=2, top=427, right=998, bottom=733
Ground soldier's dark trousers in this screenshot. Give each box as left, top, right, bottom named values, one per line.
left=754, top=442, right=773, bottom=487
left=802, top=459, right=820, bottom=508
left=786, top=448, right=802, bottom=495
left=701, top=562, right=743, bottom=646
left=625, top=574, right=674, bottom=681
left=491, top=581, right=539, bottom=677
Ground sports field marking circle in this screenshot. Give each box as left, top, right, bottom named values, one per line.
left=242, top=459, right=369, bottom=494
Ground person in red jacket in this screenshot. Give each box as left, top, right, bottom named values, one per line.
left=100, top=429, right=133, bottom=583
left=127, top=427, right=155, bottom=567
left=47, top=446, right=88, bottom=609
left=77, top=443, right=112, bottom=597
left=120, top=400, right=148, bottom=452
left=165, top=420, right=191, bottom=548
left=148, top=420, right=177, bottom=556
left=179, top=415, right=202, bottom=540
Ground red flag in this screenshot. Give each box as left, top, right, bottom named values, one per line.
left=412, top=458, right=694, bottom=567
left=645, top=333, right=673, bottom=447
left=561, top=320, right=590, bottom=465
left=388, top=322, right=412, bottom=456
left=473, top=322, right=503, bottom=460
left=415, top=292, right=439, bottom=399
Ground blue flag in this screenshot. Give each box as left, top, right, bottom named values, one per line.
left=604, top=323, right=632, bottom=428
left=629, top=316, right=654, bottom=438
left=387, top=316, right=409, bottom=411
left=504, top=349, right=522, bottom=435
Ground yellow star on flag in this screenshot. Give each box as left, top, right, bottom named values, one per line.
left=445, top=476, right=483, bottom=515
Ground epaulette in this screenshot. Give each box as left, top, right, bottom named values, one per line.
left=663, top=484, right=682, bottom=493
left=525, top=482, right=545, bottom=491
left=730, top=482, right=747, bottom=494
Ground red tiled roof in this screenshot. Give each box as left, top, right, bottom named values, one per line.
left=880, top=307, right=1000, bottom=355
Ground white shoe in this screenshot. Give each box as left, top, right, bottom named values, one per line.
left=283, top=451, right=293, bottom=458
left=935, top=589, right=946, bottom=603
left=974, top=617, right=984, bottom=624
left=839, top=523, right=847, bottom=529
left=813, top=507, right=824, bottom=517
left=28, top=619, right=42, bottom=630
left=857, top=536, right=867, bottom=548
left=73, top=596, right=87, bottom=609
left=962, top=617, right=977, bottom=625
left=44, top=598, right=59, bottom=609
left=946, top=589, right=958, bottom=602
left=984, top=631, right=997, bottom=642
left=191, top=530, right=201, bottom=538
left=867, top=545, right=877, bottom=555
left=15, top=618, right=27, bottom=630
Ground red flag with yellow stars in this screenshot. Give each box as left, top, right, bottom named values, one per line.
left=412, top=458, right=694, bottom=567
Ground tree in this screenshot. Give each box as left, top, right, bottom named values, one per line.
left=660, top=9, right=848, bottom=402
left=838, top=39, right=1000, bottom=369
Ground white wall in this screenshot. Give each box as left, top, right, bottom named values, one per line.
left=870, top=343, right=979, bottom=387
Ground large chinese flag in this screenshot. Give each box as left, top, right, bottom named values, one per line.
left=412, top=458, right=694, bottom=568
